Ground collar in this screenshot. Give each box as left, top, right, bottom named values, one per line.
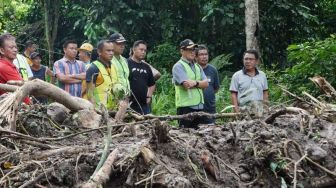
left=242, top=67, right=259, bottom=75
left=63, top=57, right=77, bottom=63
left=96, top=59, right=111, bottom=68
left=130, top=57, right=141, bottom=63
left=181, top=57, right=194, bottom=65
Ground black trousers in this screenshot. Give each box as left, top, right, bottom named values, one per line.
left=177, top=107, right=203, bottom=129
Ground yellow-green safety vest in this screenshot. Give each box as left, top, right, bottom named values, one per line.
left=175, top=59, right=204, bottom=107
left=16, top=54, right=29, bottom=81
left=111, top=56, right=130, bottom=96
left=92, top=60, right=115, bottom=110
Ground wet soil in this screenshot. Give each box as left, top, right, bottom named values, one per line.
left=1, top=105, right=336, bottom=187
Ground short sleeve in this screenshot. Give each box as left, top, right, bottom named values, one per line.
left=86, top=64, right=99, bottom=83
left=146, top=64, right=155, bottom=87
left=262, top=73, right=268, bottom=90
left=229, top=73, right=239, bottom=92
left=213, top=68, right=220, bottom=90
left=200, top=68, right=207, bottom=81
left=172, top=63, right=188, bottom=84
left=53, top=61, right=64, bottom=76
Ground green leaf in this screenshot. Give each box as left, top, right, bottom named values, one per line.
left=270, top=162, right=278, bottom=172
left=126, top=20, right=133, bottom=25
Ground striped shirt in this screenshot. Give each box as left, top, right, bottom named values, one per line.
left=53, top=57, right=85, bottom=97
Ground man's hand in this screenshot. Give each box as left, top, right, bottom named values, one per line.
left=182, top=80, right=197, bottom=89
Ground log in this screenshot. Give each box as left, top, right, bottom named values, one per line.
left=310, top=76, right=336, bottom=98
left=0, top=80, right=94, bottom=131
left=81, top=148, right=119, bottom=188
left=264, top=107, right=310, bottom=124
left=141, top=147, right=155, bottom=165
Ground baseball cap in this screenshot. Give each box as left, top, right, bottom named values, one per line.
left=78, top=43, right=93, bottom=52
left=30, top=52, right=41, bottom=59
left=180, top=39, right=198, bottom=49
left=109, top=33, right=127, bottom=43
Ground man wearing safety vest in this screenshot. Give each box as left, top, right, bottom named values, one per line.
left=13, top=53, right=33, bottom=81
left=172, top=39, right=209, bottom=129
left=86, top=40, right=116, bottom=110
left=109, top=33, right=130, bottom=101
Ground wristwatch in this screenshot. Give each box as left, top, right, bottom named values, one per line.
left=195, top=81, right=199, bottom=87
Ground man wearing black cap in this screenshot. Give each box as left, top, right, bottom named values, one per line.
left=172, top=39, right=209, bottom=129
left=30, top=52, right=54, bottom=103
left=109, top=33, right=130, bottom=101
left=30, top=52, right=54, bottom=82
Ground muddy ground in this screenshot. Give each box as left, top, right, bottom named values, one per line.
left=0, top=104, right=336, bottom=188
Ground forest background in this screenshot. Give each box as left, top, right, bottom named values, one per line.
left=0, top=0, right=335, bottom=115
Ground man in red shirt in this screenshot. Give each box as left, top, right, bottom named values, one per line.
left=0, top=33, right=30, bottom=104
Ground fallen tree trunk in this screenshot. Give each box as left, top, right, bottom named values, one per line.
left=130, top=111, right=240, bottom=121
left=0, top=79, right=94, bottom=131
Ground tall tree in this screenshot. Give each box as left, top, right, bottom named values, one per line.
left=245, top=0, right=259, bottom=51
left=43, top=0, right=61, bottom=68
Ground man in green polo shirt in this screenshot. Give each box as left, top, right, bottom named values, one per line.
left=172, top=39, right=209, bottom=129
left=109, top=33, right=130, bottom=100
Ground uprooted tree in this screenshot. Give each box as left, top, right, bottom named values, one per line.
left=0, top=78, right=336, bottom=187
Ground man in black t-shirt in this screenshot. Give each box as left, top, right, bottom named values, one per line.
left=127, top=40, right=155, bottom=114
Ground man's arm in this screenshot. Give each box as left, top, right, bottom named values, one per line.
left=56, top=73, right=82, bottom=83
left=263, top=90, right=269, bottom=105
left=231, top=92, right=239, bottom=112
left=185, top=79, right=208, bottom=89
left=45, top=68, right=55, bottom=84
left=1, top=69, right=31, bottom=104
left=214, top=68, right=220, bottom=93
left=53, top=61, right=82, bottom=84
left=146, top=85, right=155, bottom=104
left=197, top=67, right=209, bottom=89
left=70, top=72, right=86, bottom=80
left=173, top=63, right=208, bottom=89
left=86, top=81, right=95, bottom=104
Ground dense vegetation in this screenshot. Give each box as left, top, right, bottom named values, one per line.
left=1, top=0, right=335, bottom=115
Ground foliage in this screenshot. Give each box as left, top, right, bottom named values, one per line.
left=146, top=42, right=180, bottom=72
left=215, top=76, right=232, bottom=113
left=282, top=35, right=336, bottom=95
left=264, top=68, right=291, bottom=106
left=209, top=53, right=233, bottom=74
left=151, top=70, right=176, bottom=115
left=0, top=0, right=32, bottom=37
left=259, top=0, right=321, bottom=68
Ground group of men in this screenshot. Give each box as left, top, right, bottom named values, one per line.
left=172, top=39, right=268, bottom=129
left=0, top=33, right=268, bottom=129
left=51, top=33, right=157, bottom=114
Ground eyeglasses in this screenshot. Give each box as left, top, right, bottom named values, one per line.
left=244, top=58, right=256, bottom=61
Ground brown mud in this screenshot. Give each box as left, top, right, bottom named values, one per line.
left=1, top=105, right=336, bottom=188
